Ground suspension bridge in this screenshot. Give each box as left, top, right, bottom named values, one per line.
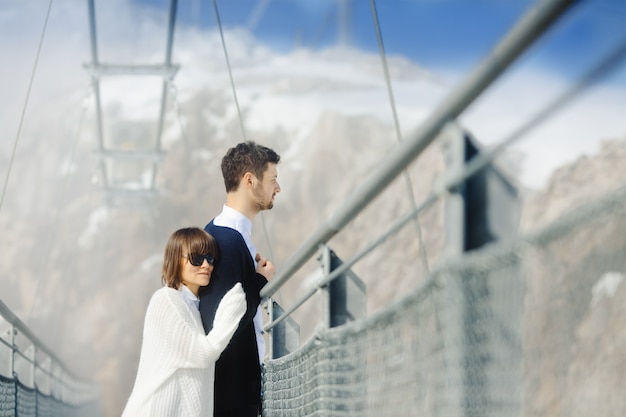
left=1, top=0, right=625, bottom=416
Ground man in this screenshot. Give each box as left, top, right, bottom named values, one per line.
left=199, top=141, right=281, bottom=417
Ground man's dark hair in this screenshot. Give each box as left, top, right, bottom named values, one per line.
left=221, top=141, right=280, bottom=192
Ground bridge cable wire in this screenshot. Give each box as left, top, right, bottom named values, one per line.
left=212, top=0, right=247, bottom=141
left=27, top=85, right=94, bottom=323
left=151, top=0, right=179, bottom=191
left=212, top=0, right=279, bottom=301
left=264, top=22, right=626, bottom=333
left=369, top=0, right=431, bottom=275
left=0, top=0, right=53, bottom=217
left=368, top=0, right=446, bottom=360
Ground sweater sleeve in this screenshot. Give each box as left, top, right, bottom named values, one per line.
left=145, top=285, right=245, bottom=371
left=205, top=283, right=247, bottom=354
left=143, top=291, right=213, bottom=370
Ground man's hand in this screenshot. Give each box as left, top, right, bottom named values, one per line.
left=255, top=253, right=275, bottom=281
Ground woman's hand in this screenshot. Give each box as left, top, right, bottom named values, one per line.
left=207, top=283, right=246, bottom=352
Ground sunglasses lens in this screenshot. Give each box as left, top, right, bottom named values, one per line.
left=190, top=254, right=214, bottom=266
left=189, top=255, right=202, bottom=266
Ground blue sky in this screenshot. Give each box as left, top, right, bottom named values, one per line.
left=132, top=0, right=626, bottom=83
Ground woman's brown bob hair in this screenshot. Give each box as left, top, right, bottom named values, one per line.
left=161, top=227, right=219, bottom=289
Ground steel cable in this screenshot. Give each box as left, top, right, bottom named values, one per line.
left=0, top=0, right=54, bottom=217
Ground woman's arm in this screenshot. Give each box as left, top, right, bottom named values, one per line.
left=145, top=285, right=245, bottom=370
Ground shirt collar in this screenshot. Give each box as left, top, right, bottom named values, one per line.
left=214, top=204, right=257, bottom=265
left=216, top=204, right=252, bottom=239
left=179, top=284, right=199, bottom=309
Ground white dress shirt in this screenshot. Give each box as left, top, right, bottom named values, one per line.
left=180, top=284, right=200, bottom=311
left=213, top=204, right=266, bottom=364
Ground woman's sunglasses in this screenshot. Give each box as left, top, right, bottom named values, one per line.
left=185, top=253, right=215, bottom=266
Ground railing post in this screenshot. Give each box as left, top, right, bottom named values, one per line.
left=319, top=244, right=331, bottom=329
left=39, top=356, right=51, bottom=396
left=442, top=123, right=522, bottom=417
left=0, top=325, right=15, bottom=378
left=439, top=124, right=466, bottom=416
left=25, top=345, right=36, bottom=389
left=60, top=367, right=66, bottom=404
left=318, top=244, right=367, bottom=414
left=51, top=361, right=61, bottom=400
left=14, top=341, right=36, bottom=389
left=267, top=300, right=300, bottom=360
left=319, top=245, right=366, bottom=328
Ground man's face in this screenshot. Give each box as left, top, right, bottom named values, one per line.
left=252, top=163, right=280, bottom=211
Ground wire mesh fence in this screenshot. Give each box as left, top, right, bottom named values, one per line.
left=262, top=184, right=626, bottom=417
left=0, top=374, right=100, bottom=417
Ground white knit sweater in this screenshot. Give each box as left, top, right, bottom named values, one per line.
left=121, top=283, right=246, bottom=417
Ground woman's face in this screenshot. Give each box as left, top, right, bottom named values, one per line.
left=180, top=251, right=214, bottom=296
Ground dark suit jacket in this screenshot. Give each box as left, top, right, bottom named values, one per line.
left=200, top=220, right=268, bottom=411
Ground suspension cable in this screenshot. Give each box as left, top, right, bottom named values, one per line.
left=211, top=0, right=278, bottom=296
left=212, top=0, right=247, bottom=140
left=369, top=0, right=431, bottom=274
left=0, top=0, right=53, bottom=217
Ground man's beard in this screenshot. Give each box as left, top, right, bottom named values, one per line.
left=256, top=200, right=273, bottom=211
left=253, top=186, right=274, bottom=211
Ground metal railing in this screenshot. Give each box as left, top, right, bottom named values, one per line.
left=260, top=0, right=578, bottom=336
left=260, top=1, right=626, bottom=413
left=0, top=298, right=100, bottom=414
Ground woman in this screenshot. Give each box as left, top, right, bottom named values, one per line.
left=121, top=227, right=246, bottom=417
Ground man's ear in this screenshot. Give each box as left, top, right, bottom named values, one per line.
left=242, top=172, right=255, bottom=189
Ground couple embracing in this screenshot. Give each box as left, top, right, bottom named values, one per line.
left=122, top=141, right=281, bottom=417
